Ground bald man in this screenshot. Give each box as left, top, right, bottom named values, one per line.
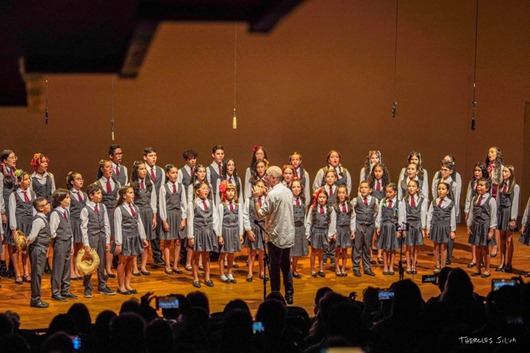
left=253, top=166, right=295, bottom=304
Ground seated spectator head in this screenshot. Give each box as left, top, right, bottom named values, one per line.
left=119, top=297, right=140, bottom=314
left=441, top=268, right=474, bottom=304
left=223, top=299, right=251, bottom=315
left=220, top=309, right=253, bottom=353
left=314, top=286, right=333, bottom=315
left=256, top=299, right=287, bottom=336
left=266, top=291, right=286, bottom=307
left=391, top=279, right=424, bottom=320
left=187, top=291, right=210, bottom=316
left=67, top=303, right=92, bottom=335
left=42, top=332, right=75, bottom=353
left=47, top=313, right=78, bottom=337
left=110, top=313, right=146, bottom=353
left=146, top=318, right=175, bottom=353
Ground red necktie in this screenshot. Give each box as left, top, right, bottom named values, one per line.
left=218, top=164, right=222, bottom=175
left=94, top=203, right=99, bottom=214
left=320, top=206, right=325, bottom=214
left=328, top=185, right=333, bottom=197
left=106, top=179, right=112, bottom=193
left=388, top=199, right=392, bottom=208
left=23, top=191, right=30, bottom=203
left=77, top=191, right=83, bottom=202
left=438, top=198, right=444, bottom=207
left=502, top=184, right=508, bottom=193
left=150, top=168, right=156, bottom=181
left=411, top=196, right=416, bottom=208
left=129, top=204, right=136, bottom=217
left=229, top=202, right=234, bottom=212
left=140, top=180, right=145, bottom=189
left=9, top=168, right=14, bottom=179
left=296, top=198, right=300, bottom=206
left=63, top=210, right=68, bottom=221
left=258, top=198, right=262, bottom=206
left=477, top=195, right=483, bottom=206
left=342, top=203, right=347, bottom=213
left=116, top=165, right=120, bottom=177
left=295, top=169, right=300, bottom=179
left=363, top=197, right=368, bottom=206
left=376, top=180, right=381, bottom=191
left=229, top=177, right=233, bottom=184
left=172, top=183, right=177, bottom=193
left=203, top=200, right=209, bottom=211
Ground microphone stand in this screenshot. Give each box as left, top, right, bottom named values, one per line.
left=253, top=219, right=272, bottom=301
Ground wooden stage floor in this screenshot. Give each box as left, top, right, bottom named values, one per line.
left=2, top=225, right=529, bottom=330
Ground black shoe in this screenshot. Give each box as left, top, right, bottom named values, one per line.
left=502, top=265, right=513, bottom=273
left=30, top=300, right=49, bottom=308
left=140, top=270, right=151, bottom=276
left=495, top=265, right=504, bottom=272
left=117, top=288, right=130, bottom=295
left=128, top=289, right=138, bottom=294
left=445, top=259, right=452, bottom=265
left=353, top=270, right=361, bottom=277
left=61, top=292, right=78, bottom=299
left=154, top=260, right=165, bottom=267
left=98, top=286, right=116, bottom=295
left=286, top=296, right=293, bottom=305
left=84, top=289, right=92, bottom=298
left=51, top=294, right=67, bottom=302
left=364, top=269, right=376, bottom=276
left=292, top=272, right=302, bottom=279
left=205, top=280, right=214, bottom=287
left=106, top=272, right=116, bottom=278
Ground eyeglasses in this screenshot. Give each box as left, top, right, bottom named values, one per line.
left=7, top=155, right=18, bottom=161
left=75, top=178, right=84, bottom=181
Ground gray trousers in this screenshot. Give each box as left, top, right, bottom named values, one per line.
left=51, top=239, right=71, bottom=296
left=83, top=235, right=108, bottom=290
left=352, top=223, right=374, bottom=271
left=29, top=244, right=47, bottom=300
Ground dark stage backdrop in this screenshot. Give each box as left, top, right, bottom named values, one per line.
left=1, top=0, right=529, bottom=217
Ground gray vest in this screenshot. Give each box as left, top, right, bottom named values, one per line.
left=31, top=215, right=51, bottom=248
left=193, top=202, right=214, bottom=231
left=32, top=175, right=53, bottom=200
left=223, top=203, right=239, bottom=229
left=86, top=204, right=106, bottom=237
left=53, top=209, right=73, bottom=241
left=15, top=191, right=35, bottom=226
left=354, top=197, right=376, bottom=224
left=164, top=183, right=183, bottom=213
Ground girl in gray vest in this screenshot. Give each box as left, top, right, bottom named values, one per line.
left=66, top=171, right=87, bottom=281
left=290, top=180, right=308, bottom=279
left=131, top=161, right=157, bottom=276
left=375, top=183, right=400, bottom=275
left=159, top=164, right=187, bottom=275
left=305, top=188, right=336, bottom=277
left=495, top=165, right=519, bottom=273
left=8, top=171, right=35, bottom=284
left=367, top=162, right=390, bottom=265
left=334, top=184, right=354, bottom=277
left=187, top=181, right=221, bottom=288
left=217, top=182, right=243, bottom=283
left=398, top=180, right=428, bottom=275
left=114, top=186, right=148, bottom=294
left=242, top=179, right=267, bottom=282
left=467, top=178, right=497, bottom=278
left=426, top=181, right=456, bottom=273
left=0, top=149, right=18, bottom=278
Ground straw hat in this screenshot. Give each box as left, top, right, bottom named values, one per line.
left=76, top=248, right=100, bottom=275
left=14, top=230, right=28, bottom=254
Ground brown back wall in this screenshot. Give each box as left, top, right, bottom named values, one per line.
left=1, top=0, right=530, bottom=215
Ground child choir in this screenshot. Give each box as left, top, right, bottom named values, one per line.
left=1, top=145, right=529, bottom=309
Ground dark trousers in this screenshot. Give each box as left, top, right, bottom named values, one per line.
left=353, top=224, right=374, bottom=271
left=267, top=242, right=293, bottom=297
left=447, top=238, right=454, bottom=260
left=29, top=244, right=47, bottom=300
left=151, top=214, right=163, bottom=262
left=51, top=239, right=71, bottom=296
left=83, top=235, right=107, bottom=290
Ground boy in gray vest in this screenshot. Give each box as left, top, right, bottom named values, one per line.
left=81, top=183, right=115, bottom=298
left=27, top=197, right=51, bottom=308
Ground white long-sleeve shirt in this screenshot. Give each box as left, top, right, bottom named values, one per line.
left=80, top=201, right=111, bottom=246
left=426, top=197, right=456, bottom=232
left=114, top=203, right=147, bottom=246
left=305, top=205, right=337, bottom=239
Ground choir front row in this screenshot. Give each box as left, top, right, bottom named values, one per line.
left=11, top=165, right=530, bottom=308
